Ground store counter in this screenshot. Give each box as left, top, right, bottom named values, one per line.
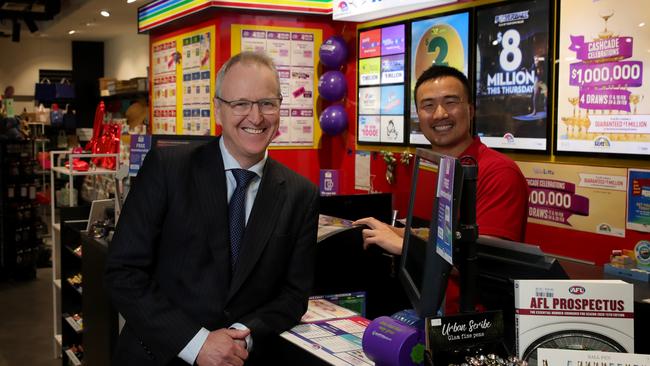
left=273, top=251, right=650, bottom=365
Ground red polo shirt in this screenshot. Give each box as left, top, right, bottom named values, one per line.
left=461, top=137, right=529, bottom=242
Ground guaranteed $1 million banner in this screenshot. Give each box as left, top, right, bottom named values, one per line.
left=517, top=161, right=627, bottom=237
left=556, top=0, right=650, bottom=156
left=475, top=0, right=550, bottom=151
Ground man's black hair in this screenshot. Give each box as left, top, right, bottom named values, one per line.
left=413, top=65, right=472, bottom=108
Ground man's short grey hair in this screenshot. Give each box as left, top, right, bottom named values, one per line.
left=215, top=51, right=281, bottom=98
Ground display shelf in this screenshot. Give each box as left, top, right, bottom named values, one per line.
left=52, top=166, right=118, bottom=176
left=64, top=349, right=82, bottom=366
left=64, top=314, right=83, bottom=333
left=49, top=150, right=117, bottom=356
left=66, top=281, right=83, bottom=295
left=65, top=245, right=82, bottom=259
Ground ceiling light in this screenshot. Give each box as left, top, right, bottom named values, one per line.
left=100, top=10, right=110, bottom=17
left=68, top=30, right=76, bottom=35
left=127, top=0, right=137, bottom=3
left=639, top=22, right=646, bottom=27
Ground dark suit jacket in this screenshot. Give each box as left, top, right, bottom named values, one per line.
left=105, top=138, right=319, bottom=365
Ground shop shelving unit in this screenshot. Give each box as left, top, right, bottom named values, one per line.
left=49, top=150, right=118, bottom=358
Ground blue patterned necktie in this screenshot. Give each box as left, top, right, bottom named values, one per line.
left=229, top=168, right=257, bottom=273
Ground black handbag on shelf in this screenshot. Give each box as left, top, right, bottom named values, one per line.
left=34, top=78, right=56, bottom=102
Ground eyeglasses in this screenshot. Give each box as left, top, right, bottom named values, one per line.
left=216, top=96, right=282, bottom=116
left=418, top=96, right=466, bottom=114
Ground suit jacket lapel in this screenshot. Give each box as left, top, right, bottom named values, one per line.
left=227, top=159, right=285, bottom=300
left=192, top=138, right=230, bottom=273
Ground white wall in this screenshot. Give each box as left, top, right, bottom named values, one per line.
left=0, top=37, right=72, bottom=112
left=104, top=33, right=149, bottom=80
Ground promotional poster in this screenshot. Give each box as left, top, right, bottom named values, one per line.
left=515, top=280, right=634, bottom=360
left=234, top=25, right=320, bottom=147
left=475, top=0, right=550, bottom=151
left=517, top=162, right=627, bottom=237
left=358, top=24, right=407, bottom=145
left=556, top=0, right=650, bottom=156
left=436, top=156, right=455, bottom=264
left=627, top=168, right=650, bottom=232
left=409, top=12, right=469, bottom=145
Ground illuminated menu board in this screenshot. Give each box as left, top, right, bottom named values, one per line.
left=475, top=0, right=550, bottom=152
left=409, top=12, right=469, bottom=145
left=358, top=24, right=407, bottom=145
left=556, top=0, right=650, bottom=156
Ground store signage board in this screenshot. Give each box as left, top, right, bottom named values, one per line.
left=474, top=0, right=551, bottom=152
left=556, top=0, right=650, bottom=157
left=517, top=161, right=627, bottom=237
left=409, top=11, right=469, bottom=145
left=231, top=24, right=322, bottom=149
left=627, top=168, right=650, bottom=232
left=357, top=23, right=407, bottom=145
left=138, top=0, right=333, bottom=32
left=333, top=0, right=456, bottom=22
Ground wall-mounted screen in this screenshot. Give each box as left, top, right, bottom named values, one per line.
left=475, top=0, right=551, bottom=152
left=409, top=12, right=470, bottom=145
left=556, top=0, right=650, bottom=157
left=358, top=23, right=407, bottom=145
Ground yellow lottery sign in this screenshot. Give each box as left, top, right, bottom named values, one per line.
left=414, top=24, right=465, bottom=79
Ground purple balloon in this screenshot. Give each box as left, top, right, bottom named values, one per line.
left=319, top=36, right=348, bottom=69
left=318, top=70, right=347, bottom=101
left=319, top=104, right=348, bottom=135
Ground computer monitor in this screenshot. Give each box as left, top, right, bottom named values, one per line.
left=475, top=236, right=568, bottom=349
left=398, top=148, right=464, bottom=318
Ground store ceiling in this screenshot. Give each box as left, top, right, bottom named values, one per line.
left=0, top=0, right=143, bottom=42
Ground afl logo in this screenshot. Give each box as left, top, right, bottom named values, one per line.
left=569, top=286, right=586, bottom=295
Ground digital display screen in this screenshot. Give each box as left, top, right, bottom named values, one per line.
left=556, top=0, right=650, bottom=156
left=409, top=12, right=470, bottom=145
left=475, top=0, right=550, bottom=151
left=358, top=23, right=407, bottom=145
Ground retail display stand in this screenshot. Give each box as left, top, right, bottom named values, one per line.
left=49, top=150, right=118, bottom=358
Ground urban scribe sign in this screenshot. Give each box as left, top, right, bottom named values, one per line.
left=138, top=0, right=333, bottom=32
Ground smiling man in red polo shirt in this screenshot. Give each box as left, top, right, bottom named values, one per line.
left=353, top=65, right=529, bottom=312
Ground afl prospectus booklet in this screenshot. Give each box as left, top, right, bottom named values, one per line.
left=514, top=280, right=634, bottom=362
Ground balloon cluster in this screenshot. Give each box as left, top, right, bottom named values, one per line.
left=318, top=36, right=349, bottom=135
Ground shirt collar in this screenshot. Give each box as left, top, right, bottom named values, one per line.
left=458, top=136, right=483, bottom=160
left=219, top=137, right=267, bottom=177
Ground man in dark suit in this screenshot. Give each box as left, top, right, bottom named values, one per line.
left=105, top=52, right=319, bottom=366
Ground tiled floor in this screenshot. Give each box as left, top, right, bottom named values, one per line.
left=0, top=268, right=60, bottom=366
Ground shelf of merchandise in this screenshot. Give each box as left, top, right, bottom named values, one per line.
left=64, top=348, right=82, bottom=366
left=64, top=314, right=83, bottom=333
left=49, top=150, right=118, bottom=358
